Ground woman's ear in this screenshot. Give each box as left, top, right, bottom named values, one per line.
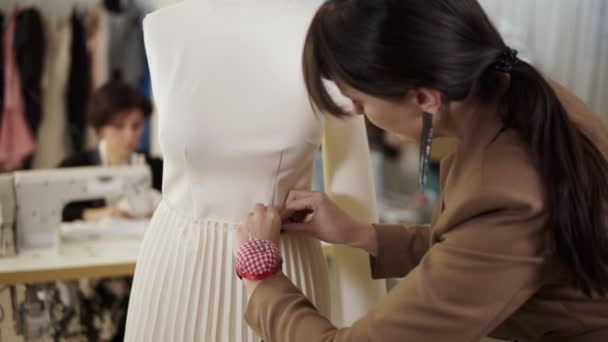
left=414, top=88, right=443, bottom=114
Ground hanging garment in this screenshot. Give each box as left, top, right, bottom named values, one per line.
left=32, top=15, right=73, bottom=169
left=67, top=10, right=92, bottom=152
left=0, top=9, right=35, bottom=171
left=86, top=3, right=110, bottom=89
left=104, top=0, right=125, bottom=14
left=107, top=1, right=147, bottom=86
left=0, top=11, right=5, bottom=123
left=479, top=0, right=608, bottom=117
left=15, top=7, right=46, bottom=136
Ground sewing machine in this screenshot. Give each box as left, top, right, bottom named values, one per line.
left=13, top=165, right=153, bottom=249
left=0, top=174, right=17, bottom=257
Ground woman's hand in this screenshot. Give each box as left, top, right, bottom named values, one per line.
left=281, top=190, right=378, bottom=256
left=235, top=204, right=281, bottom=248
left=235, top=204, right=282, bottom=297
left=83, top=206, right=131, bottom=222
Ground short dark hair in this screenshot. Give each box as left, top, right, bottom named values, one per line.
left=88, top=80, right=153, bottom=130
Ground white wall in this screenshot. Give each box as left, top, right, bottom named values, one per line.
left=480, top=0, right=608, bottom=117
left=152, top=0, right=180, bottom=8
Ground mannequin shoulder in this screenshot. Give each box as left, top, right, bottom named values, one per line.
left=143, top=1, right=201, bottom=34
left=143, top=2, right=202, bottom=52
left=143, top=4, right=181, bottom=32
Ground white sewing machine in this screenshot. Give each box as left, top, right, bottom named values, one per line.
left=0, top=174, right=17, bottom=256
left=13, top=165, right=153, bottom=249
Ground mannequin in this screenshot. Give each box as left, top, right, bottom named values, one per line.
left=124, top=1, right=384, bottom=340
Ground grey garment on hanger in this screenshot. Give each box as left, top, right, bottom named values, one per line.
left=107, top=1, right=149, bottom=86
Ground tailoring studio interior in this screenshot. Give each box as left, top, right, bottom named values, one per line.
left=0, top=0, right=607, bottom=341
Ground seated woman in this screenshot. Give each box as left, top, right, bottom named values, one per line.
left=59, top=80, right=162, bottom=222
left=57, top=80, right=163, bottom=341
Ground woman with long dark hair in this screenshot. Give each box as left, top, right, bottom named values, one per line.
left=232, top=0, right=608, bottom=341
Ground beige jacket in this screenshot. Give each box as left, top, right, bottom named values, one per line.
left=245, top=82, right=608, bottom=342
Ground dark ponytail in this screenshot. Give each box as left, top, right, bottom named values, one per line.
left=303, top=0, right=608, bottom=296
left=500, top=60, right=608, bottom=296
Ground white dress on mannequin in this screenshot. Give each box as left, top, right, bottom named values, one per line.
left=124, top=1, right=384, bottom=341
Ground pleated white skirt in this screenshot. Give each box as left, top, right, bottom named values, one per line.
left=124, top=201, right=330, bottom=342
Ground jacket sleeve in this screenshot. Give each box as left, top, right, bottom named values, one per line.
left=246, top=181, right=547, bottom=342
left=369, top=224, right=431, bottom=279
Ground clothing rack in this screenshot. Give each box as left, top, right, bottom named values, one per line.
left=480, top=0, right=608, bottom=117
left=0, top=0, right=99, bottom=18
left=0, top=0, right=156, bottom=171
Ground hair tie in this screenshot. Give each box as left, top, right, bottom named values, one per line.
left=494, top=47, right=519, bottom=73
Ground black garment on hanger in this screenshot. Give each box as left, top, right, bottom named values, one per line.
left=67, top=10, right=91, bottom=152
left=15, top=7, right=46, bottom=136
left=104, top=0, right=127, bottom=14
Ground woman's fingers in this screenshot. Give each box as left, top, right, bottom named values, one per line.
left=280, top=208, right=295, bottom=221
left=234, top=222, right=250, bottom=256
left=281, top=198, right=317, bottom=224
left=266, top=205, right=278, bottom=216
left=283, top=190, right=326, bottom=219
left=236, top=222, right=248, bottom=239
left=281, top=222, right=318, bottom=238
left=285, top=189, right=317, bottom=205
left=265, top=205, right=279, bottom=225
left=253, top=203, right=265, bottom=216
left=286, top=189, right=315, bottom=199
left=252, top=203, right=266, bottom=227
left=285, top=197, right=316, bottom=212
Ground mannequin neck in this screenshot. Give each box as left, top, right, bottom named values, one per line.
left=206, top=0, right=293, bottom=12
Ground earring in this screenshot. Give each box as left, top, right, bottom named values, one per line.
left=418, top=112, right=434, bottom=193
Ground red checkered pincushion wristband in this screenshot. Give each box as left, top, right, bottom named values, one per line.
left=235, top=240, right=283, bottom=281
